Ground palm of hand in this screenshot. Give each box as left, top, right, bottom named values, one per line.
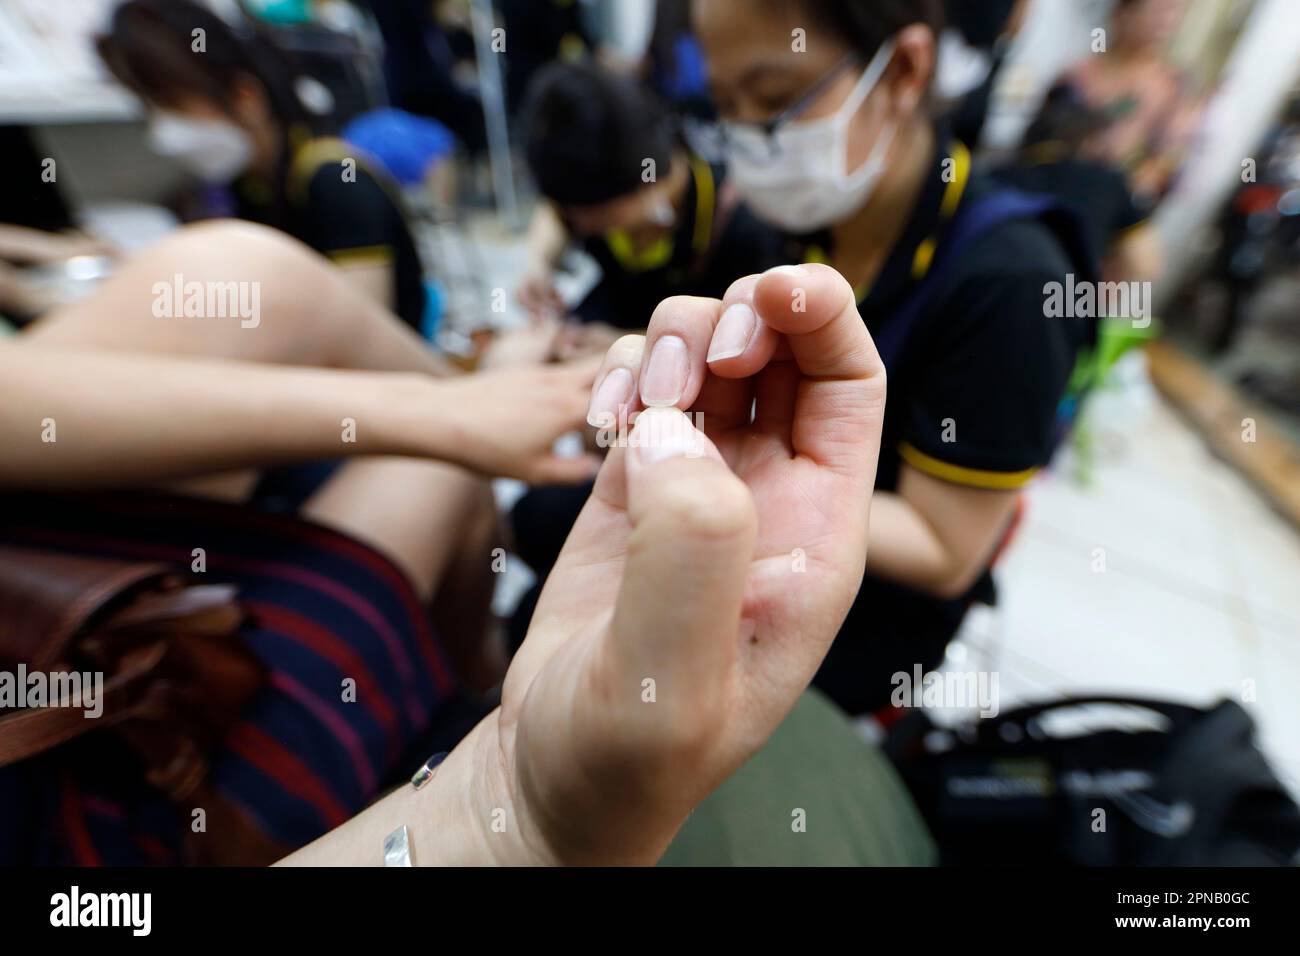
left=489, top=267, right=884, bottom=864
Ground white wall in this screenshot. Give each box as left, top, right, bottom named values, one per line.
left=1155, top=0, right=1300, bottom=300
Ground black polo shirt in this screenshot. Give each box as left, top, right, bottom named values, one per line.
left=792, top=135, right=1090, bottom=715
left=991, top=144, right=1151, bottom=263
left=234, top=135, right=427, bottom=332
left=573, top=152, right=786, bottom=329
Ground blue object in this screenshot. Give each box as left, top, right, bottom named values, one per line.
left=246, top=0, right=313, bottom=24
left=342, top=108, right=456, bottom=187
left=665, top=34, right=709, bottom=101
left=420, top=279, right=445, bottom=343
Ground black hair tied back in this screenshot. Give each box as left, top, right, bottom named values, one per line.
left=97, top=0, right=311, bottom=129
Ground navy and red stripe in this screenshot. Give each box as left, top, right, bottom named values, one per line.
left=0, top=491, right=457, bottom=865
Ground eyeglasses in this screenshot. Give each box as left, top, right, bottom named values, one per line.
left=722, top=54, right=863, bottom=163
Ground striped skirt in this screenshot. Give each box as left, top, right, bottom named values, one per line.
left=0, top=491, right=459, bottom=865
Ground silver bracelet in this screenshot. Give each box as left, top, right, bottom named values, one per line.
left=382, top=752, right=449, bottom=866
left=383, top=824, right=414, bottom=867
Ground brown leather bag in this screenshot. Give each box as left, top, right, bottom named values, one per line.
left=0, top=545, right=284, bottom=864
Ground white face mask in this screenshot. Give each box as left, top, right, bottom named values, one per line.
left=724, top=39, right=898, bottom=233
left=645, top=195, right=676, bottom=228
left=147, top=111, right=254, bottom=183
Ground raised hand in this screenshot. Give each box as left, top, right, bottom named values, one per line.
left=497, top=264, right=887, bottom=863
left=279, top=264, right=887, bottom=867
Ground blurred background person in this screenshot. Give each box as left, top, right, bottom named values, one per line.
left=504, top=59, right=785, bottom=636
left=497, top=0, right=597, bottom=115
left=693, top=0, right=1098, bottom=715
left=98, top=0, right=430, bottom=330
left=992, top=84, right=1163, bottom=285
left=644, top=0, right=715, bottom=121
left=517, top=60, right=783, bottom=338
left=1054, top=0, right=1202, bottom=200
left=937, top=0, right=1033, bottom=149
left=361, top=0, right=488, bottom=155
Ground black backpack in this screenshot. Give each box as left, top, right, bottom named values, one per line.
left=885, top=696, right=1300, bottom=866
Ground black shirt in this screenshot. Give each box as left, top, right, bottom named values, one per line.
left=235, top=136, right=427, bottom=332
left=792, top=136, right=1090, bottom=714
left=992, top=145, right=1150, bottom=264
left=0, top=127, right=75, bottom=233
left=573, top=152, right=785, bottom=329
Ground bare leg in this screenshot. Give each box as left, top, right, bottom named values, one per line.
left=299, top=457, right=505, bottom=692
left=23, top=220, right=452, bottom=376
left=23, top=219, right=505, bottom=683
left=22, top=221, right=456, bottom=502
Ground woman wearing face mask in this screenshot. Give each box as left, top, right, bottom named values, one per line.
left=693, top=0, right=1099, bottom=715
left=505, top=61, right=787, bottom=653
left=97, top=0, right=428, bottom=331
left=517, top=60, right=785, bottom=343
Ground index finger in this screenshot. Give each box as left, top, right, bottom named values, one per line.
left=750, top=264, right=886, bottom=473
left=751, top=264, right=882, bottom=382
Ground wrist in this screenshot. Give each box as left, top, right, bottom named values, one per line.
left=415, top=713, right=560, bottom=866
left=368, top=373, right=461, bottom=462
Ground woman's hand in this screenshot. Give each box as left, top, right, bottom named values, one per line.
left=416, top=358, right=602, bottom=485
left=555, top=319, right=625, bottom=361
left=473, top=264, right=887, bottom=864
left=478, top=317, right=564, bottom=370
left=279, top=264, right=886, bottom=867
left=515, top=268, right=566, bottom=321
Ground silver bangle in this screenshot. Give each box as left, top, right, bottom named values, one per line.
left=382, top=752, right=449, bottom=865
left=410, top=750, right=448, bottom=790
left=383, top=824, right=414, bottom=867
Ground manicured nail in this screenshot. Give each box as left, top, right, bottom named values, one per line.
left=630, top=407, right=705, bottom=465
left=640, top=335, right=688, bottom=407
left=765, top=264, right=810, bottom=278
left=587, top=366, right=634, bottom=428
left=708, top=303, right=757, bottom=363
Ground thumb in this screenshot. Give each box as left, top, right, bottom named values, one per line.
left=606, top=408, right=756, bottom=727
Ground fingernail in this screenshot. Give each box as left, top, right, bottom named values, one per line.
left=765, top=264, right=810, bottom=278
left=587, top=366, right=634, bottom=428
left=640, top=335, right=688, bottom=407
left=630, top=407, right=705, bottom=465
left=707, top=303, right=757, bottom=363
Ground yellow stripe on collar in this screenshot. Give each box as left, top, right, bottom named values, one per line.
left=327, top=244, right=394, bottom=267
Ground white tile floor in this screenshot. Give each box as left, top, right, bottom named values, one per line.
left=935, top=350, right=1300, bottom=796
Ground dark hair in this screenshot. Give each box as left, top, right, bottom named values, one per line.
left=1021, top=84, right=1108, bottom=152
left=522, top=61, right=676, bottom=207
left=97, top=0, right=309, bottom=129
left=943, top=0, right=1017, bottom=51
left=781, top=0, right=946, bottom=61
